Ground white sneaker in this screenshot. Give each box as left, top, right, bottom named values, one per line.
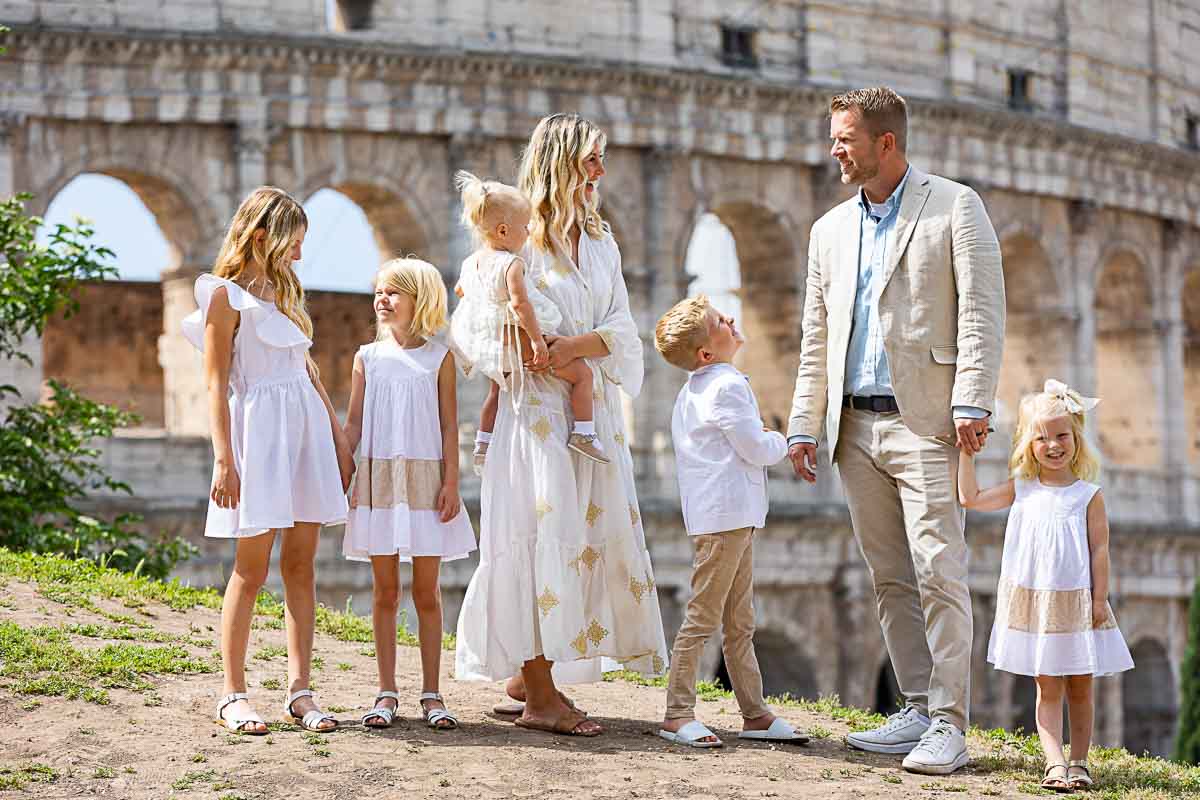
left=845, top=705, right=930, bottom=754
left=901, top=719, right=969, bottom=775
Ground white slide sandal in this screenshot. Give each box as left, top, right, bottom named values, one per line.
left=737, top=717, right=810, bottom=743
left=658, top=719, right=724, bottom=748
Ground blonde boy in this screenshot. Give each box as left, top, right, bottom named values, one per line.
left=652, top=296, right=808, bottom=748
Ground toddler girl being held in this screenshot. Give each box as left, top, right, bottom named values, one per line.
left=959, top=379, right=1133, bottom=792
left=449, top=171, right=608, bottom=466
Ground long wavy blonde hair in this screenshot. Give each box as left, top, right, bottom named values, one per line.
left=1009, top=388, right=1101, bottom=482
left=374, top=258, right=447, bottom=341
left=213, top=186, right=313, bottom=341
left=517, top=113, right=608, bottom=255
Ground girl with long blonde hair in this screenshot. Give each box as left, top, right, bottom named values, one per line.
left=455, top=114, right=668, bottom=738
left=341, top=258, right=475, bottom=730
left=958, top=379, right=1132, bottom=791
left=182, top=186, right=353, bottom=735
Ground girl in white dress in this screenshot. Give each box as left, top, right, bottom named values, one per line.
left=182, top=187, right=353, bottom=735
left=343, top=258, right=475, bottom=730
left=959, top=379, right=1133, bottom=792
left=449, top=171, right=609, bottom=466
left=455, top=114, right=668, bottom=738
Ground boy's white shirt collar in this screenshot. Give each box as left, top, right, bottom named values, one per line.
left=689, top=361, right=742, bottom=379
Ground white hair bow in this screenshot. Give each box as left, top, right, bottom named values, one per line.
left=1043, top=379, right=1100, bottom=414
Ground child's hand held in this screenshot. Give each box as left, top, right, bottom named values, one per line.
left=437, top=484, right=461, bottom=523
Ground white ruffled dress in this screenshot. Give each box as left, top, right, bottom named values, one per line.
left=343, top=338, right=476, bottom=562
left=449, top=249, right=563, bottom=387
left=181, top=275, right=348, bottom=538
left=988, top=478, right=1135, bottom=677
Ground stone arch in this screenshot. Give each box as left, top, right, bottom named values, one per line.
left=1122, top=638, right=1177, bottom=757
left=997, top=231, right=1072, bottom=428
left=680, top=200, right=801, bottom=431
left=318, top=180, right=431, bottom=264
left=1092, top=249, right=1162, bottom=467
left=1184, top=264, right=1200, bottom=468
left=716, top=629, right=818, bottom=700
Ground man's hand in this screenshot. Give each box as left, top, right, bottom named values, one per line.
left=788, top=442, right=818, bottom=484
left=954, top=416, right=991, bottom=454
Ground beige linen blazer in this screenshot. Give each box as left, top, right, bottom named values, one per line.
left=786, top=166, right=1005, bottom=458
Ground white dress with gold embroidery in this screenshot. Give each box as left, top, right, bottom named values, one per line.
left=987, top=479, right=1133, bottom=677
left=343, top=338, right=476, bottom=562
left=448, top=249, right=563, bottom=386
left=454, top=229, right=669, bottom=683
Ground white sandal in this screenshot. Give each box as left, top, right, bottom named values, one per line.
left=1068, top=760, right=1094, bottom=789
left=419, top=692, right=459, bottom=730
left=284, top=689, right=338, bottom=732
left=362, top=690, right=400, bottom=728
left=216, top=692, right=267, bottom=735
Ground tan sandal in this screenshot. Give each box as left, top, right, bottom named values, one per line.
left=1041, top=763, right=1072, bottom=793
left=1067, top=760, right=1093, bottom=790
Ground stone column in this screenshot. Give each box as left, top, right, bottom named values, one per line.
left=1160, top=226, right=1190, bottom=518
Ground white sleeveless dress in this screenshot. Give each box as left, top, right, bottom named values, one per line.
left=342, top=338, right=476, bottom=562
left=449, top=249, right=563, bottom=387
left=181, top=274, right=348, bottom=538
left=987, top=478, right=1134, bottom=677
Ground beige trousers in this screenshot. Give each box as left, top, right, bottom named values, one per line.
left=665, top=527, right=770, bottom=721
left=834, top=408, right=972, bottom=731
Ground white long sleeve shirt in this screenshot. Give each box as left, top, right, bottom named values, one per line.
left=671, top=363, right=788, bottom=535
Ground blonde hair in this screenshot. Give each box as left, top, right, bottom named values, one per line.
left=213, top=186, right=313, bottom=342
left=374, top=257, right=447, bottom=340
left=1009, top=387, right=1101, bottom=482
left=454, top=170, right=530, bottom=246
left=517, top=113, right=608, bottom=255
left=829, top=87, right=908, bottom=152
left=654, top=296, right=714, bottom=371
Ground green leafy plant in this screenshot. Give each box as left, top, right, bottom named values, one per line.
left=1175, top=576, right=1200, bottom=764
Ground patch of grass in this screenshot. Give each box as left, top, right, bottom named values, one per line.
left=808, top=725, right=832, bottom=739
left=172, top=769, right=218, bottom=790
left=0, top=763, right=58, bottom=790
left=337, top=662, right=352, bottom=672
left=93, top=766, right=115, bottom=779
left=261, top=677, right=282, bottom=691
left=190, top=753, right=207, bottom=763
left=358, top=646, right=376, bottom=658
left=0, top=621, right=215, bottom=704
left=326, top=705, right=350, bottom=713
left=311, top=656, right=324, bottom=671
left=882, top=774, right=902, bottom=784
left=66, top=622, right=176, bottom=644
left=252, top=645, right=287, bottom=661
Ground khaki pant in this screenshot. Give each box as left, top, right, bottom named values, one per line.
left=665, top=527, right=770, bottom=721
left=835, top=408, right=972, bottom=731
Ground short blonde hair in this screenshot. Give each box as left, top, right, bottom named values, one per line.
left=454, top=170, right=530, bottom=243
left=374, top=257, right=447, bottom=340
left=1009, top=387, right=1101, bottom=482
left=829, top=87, right=908, bottom=152
left=654, top=296, right=714, bottom=371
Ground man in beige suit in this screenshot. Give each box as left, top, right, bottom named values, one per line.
left=787, top=88, right=1004, bottom=775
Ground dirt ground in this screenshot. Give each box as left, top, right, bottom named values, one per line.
left=0, top=578, right=1036, bottom=800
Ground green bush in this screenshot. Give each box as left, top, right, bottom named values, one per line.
left=0, top=193, right=195, bottom=578
left=1175, top=576, right=1200, bottom=764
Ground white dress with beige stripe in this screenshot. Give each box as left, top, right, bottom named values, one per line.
left=987, top=478, right=1134, bottom=677
left=343, top=338, right=476, bottom=562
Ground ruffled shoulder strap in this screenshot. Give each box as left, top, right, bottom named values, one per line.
left=180, top=274, right=264, bottom=352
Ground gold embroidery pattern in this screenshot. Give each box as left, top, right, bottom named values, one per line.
left=535, top=498, right=553, bottom=522
left=652, top=654, right=665, bottom=674
left=629, top=504, right=640, bottom=527
left=537, top=587, right=559, bottom=618
left=569, top=545, right=601, bottom=574
left=530, top=416, right=552, bottom=441
left=614, top=431, right=625, bottom=446
left=571, top=630, right=588, bottom=656
left=552, top=260, right=573, bottom=278
left=586, top=502, right=604, bottom=526
left=997, top=577, right=1118, bottom=633
left=349, top=457, right=443, bottom=511
left=629, top=576, right=646, bottom=603
left=535, top=277, right=549, bottom=292
left=526, top=394, right=543, bottom=407
left=586, top=619, right=609, bottom=647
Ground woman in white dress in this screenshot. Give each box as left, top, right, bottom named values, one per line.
left=183, top=187, right=353, bottom=735
left=455, top=113, right=669, bottom=737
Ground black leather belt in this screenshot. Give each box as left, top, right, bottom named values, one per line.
left=844, top=394, right=899, bottom=413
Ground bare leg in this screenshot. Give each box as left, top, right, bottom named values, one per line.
left=278, top=522, right=334, bottom=730
left=365, top=554, right=401, bottom=726
left=519, top=656, right=602, bottom=735
left=411, top=556, right=453, bottom=727
left=479, top=381, right=500, bottom=433
left=219, top=530, right=275, bottom=733
left=556, top=359, right=594, bottom=423
left=1065, top=675, right=1094, bottom=761
left=1035, top=676, right=1067, bottom=767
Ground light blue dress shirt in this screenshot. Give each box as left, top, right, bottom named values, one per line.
left=788, top=167, right=986, bottom=448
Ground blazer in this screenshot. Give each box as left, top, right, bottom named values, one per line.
left=671, top=363, right=788, bottom=535
left=787, top=166, right=1005, bottom=458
